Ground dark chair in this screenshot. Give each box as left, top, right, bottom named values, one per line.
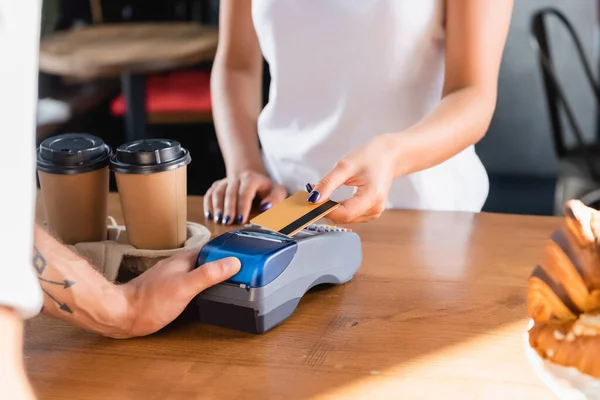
left=530, top=8, right=600, bottom=213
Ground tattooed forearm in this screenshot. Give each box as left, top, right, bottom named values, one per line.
left=32, top=225, right=133, bottom=336
left=32, top=245, right=75, bottom=314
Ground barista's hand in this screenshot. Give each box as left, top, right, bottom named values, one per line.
left=308, top=134, right=397, bottom=223
left=204, top=171, right=287, bottom=225
left=118, top=252, right=241, bottom=338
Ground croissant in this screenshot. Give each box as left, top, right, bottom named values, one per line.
left=528, top=314, right=600, bottom=379
left=527, top=200, right=600, bottom=379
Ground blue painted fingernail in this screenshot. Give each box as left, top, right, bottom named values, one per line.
left=214, top=213, right=222, bottom=223
left=204, top=211, right=211, bottom=219
left=307, top=191, right=320, bottom=203
left=260, top=202, right=272, bottom=212
left=305, top=183, right=313, bottom=193
left=223, top=215, right=231, bottom=225
left=237, top=215, right=244, bottom=224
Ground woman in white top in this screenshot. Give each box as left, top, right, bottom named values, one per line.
left=205, top=0, right=514, bottom=225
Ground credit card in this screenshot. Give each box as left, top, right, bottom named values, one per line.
left=250, top=191, right=339, bottom=236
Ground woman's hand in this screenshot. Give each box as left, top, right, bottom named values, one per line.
left=117, top=252, right=241, bottom=338
left=204, top=171, right=288, bottom=225
left=307, top=134, right=398, bottom=223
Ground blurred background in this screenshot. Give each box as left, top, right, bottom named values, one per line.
left=36, top=0, right=600, bottom=216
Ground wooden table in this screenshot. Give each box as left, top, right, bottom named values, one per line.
left=39, top=23, right=218, bottom=142
left=26, top=193, right=561, bottom=399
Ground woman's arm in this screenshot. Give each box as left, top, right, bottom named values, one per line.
left=211, top=0, right=264, bottom=176
left=206, top=0, right=288, bottom=225
left=310, top=0, right=514, bottom=222
left=388, top=0, right=514, bottom=177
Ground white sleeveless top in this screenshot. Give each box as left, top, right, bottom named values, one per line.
left=251, top=0, right=489, bottom=212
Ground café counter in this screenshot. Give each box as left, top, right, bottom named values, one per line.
left=25, top=193, right=560, bottom=399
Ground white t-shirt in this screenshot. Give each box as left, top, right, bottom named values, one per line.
left=252, top=0, right=489, bottom=212
left=0, top=0, right=44, bottom=319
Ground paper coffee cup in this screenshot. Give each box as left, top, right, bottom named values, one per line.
left=37, top=134, right=112, bottom=245
left=110, top=139, right=191, bottom=250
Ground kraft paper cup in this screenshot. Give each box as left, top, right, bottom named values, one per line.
left=37, top=134, right=112, bottom=245
left=110, top=139, right=191, bottom=250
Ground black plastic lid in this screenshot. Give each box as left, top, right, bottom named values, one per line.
left=110, top=139, right=191, bottom=174
left=36, top=134, right=112, bottom=175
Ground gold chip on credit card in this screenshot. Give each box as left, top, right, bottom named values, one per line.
left=250, top=191, right=339, bottom=236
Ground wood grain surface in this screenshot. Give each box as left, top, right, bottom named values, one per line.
left=38, top=23, right=218, bottom=79
left=27, top=193, right=561, bottom=399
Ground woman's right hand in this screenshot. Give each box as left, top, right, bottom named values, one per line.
left=204, top=171, right=288, bottom=225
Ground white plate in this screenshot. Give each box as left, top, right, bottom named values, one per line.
left=524, top=320, right=600, bottom=399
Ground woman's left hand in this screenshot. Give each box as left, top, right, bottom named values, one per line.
left=307, top=134, right=398, bottom=223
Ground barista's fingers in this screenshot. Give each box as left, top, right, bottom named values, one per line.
left=259, top=184, right=287, bottom=209
left=203, top=186, right=214, bottom=220
left=211, top=181, right=227, bottom=223
left=237, top=175, right=264, bottom=224
left=345, top=203, right=386, bottom=223
left=327, top=187, right=379, bottom=224
left=309, top=160, right=357, bottom=204
left=184, top=257, right=241, bottom=298
left=222, top=178, right=240, bottom=225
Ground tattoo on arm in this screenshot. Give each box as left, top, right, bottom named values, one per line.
left=33, top=246, right=46, bottom=275
left=33, top=246, right=75, bottom=314
left=40, top=288, right=73, bottom=313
